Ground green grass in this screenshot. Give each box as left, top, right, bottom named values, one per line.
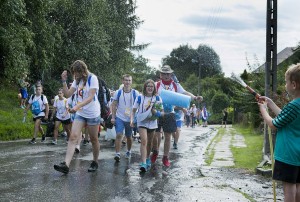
left=230, top=126, right=263, bottom=172
left=205, top=128, right=225, bottom=165
left=0, top=83, right=35, bottom=140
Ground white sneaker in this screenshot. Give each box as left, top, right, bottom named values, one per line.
left=51, top=140, right=57, bottom=145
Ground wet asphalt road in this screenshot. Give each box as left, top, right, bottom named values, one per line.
left=0, top=126, right=280, bottom=201
left=0, top=125, right=217, bottom=202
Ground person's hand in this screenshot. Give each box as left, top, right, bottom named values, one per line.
left=194, top=96, right=203, bottom=102
left=111, top=117, right=115, bottom=125
left=151, top=108, right=157, bottom=115
left=61, top=70, right=68, bottom=81
left=130, top=120, right=134, bottom=128
left=44, top=116, right=48, bottom=121
left=182, top=108, right=188, bottom=114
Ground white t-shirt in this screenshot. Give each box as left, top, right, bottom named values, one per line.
left=156, top=81, right=185, bottom=113
left=133, top=95, right=163, bottom=129
left=54, top=98, right=70, bottom=120
left=113, top=89, right=139, bottom=122
left=71, top=74, right=100, bottom=118
left=190, top=107, right=197, bottom=117
left=67, top=93, right=76, bottom=122
left=28, top=94, right=48, bottom=118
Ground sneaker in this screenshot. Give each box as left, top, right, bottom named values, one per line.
left=21, top=105, right=25, bottom=109
left=51, top=140, right=57, bottom=145
left=29, top=138, right=36, bottom=144
left=54, top=162, right=69, bottom=174
left=146, top=158, right=151, bottom=169
left=41, top=135, right=46, bottom=143
left=139, top=163, right=147, bottom=172
left=122, top=141, right=126, bottom=145
left=173, top=142, right=178, bottom=149
left=114, top=154, right=120, bottom=162
left=75, top=145, right=80, bottom=153
left=125, top=151, right=131, bottom=159
left=88, top=161, right=98, bottom=172
left=162, top=156, right=171, bottom=167
left=83, top=139, right=89, bottom=146
left=150, top=151, right=158, bottom=163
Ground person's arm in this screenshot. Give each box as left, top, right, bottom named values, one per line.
left=61, top=70, right=76, bottom=98
left=261, top=96, right=281, bottom=115
left=130, top=108, right=137, bottom=127
left=183, top=91, right=203, bottom=102
left=258, top=102, right=276, bottom=130
left=44, top=103, right=49, bottom=120
left=110, top=100, right=118, bottom=124
left=51, top=107, right=57, bottom=120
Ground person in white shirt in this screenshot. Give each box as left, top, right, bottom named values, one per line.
left=54, top=60, right=100, bottom=174
left=23, top=85, right=49, bottom=144
left=51, top=88, right=71, bottom=145
left=111, top=75, right=139, bottom=162
left=130, top=79, right=163, bottom=172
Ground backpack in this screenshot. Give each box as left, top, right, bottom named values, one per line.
left=30, top=94, right=44, bottom=115
left=136, top=95, right=160, bottom=105
left=87, top=75, right=111, bottom=119
left=156, top=80, right=177, bottom=92
left=116, top=88, right=137, bottom=104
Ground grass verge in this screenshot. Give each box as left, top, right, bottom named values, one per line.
left=230, top=125, right=263, bottom=173
left=205, top=128, right=225, bottom=165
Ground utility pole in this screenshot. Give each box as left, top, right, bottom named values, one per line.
left=264, top=0, right=277, bottom=158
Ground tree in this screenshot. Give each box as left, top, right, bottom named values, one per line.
left=162, top=44, right=222, bottom=83
left=211, top=93, right=230, bottom=114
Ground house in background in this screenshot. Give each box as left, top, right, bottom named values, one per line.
left=253, top=47, right=299, bottom=73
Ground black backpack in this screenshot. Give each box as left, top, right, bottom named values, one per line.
left=87, top=75, right=111, bottom=119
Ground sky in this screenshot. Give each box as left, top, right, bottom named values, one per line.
left=134, top=0, right=300, bottom=77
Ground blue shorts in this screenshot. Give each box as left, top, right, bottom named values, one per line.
left=20, top=88, right=28, bottom=99
left=74, top=114, right=100, bottom=126
left=176, top=120, right=183, bottom=128
left=115, top=117, right=132, bottom=137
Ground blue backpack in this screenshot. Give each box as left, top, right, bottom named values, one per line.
left=117, top=89, right=137, bottom=104
left=30, top=94, right=44, bottom=115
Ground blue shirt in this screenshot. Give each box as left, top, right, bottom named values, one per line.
left=272, top=98, right=300, bottom=166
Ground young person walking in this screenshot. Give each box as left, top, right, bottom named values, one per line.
left=54, top=60, right=100, bottom=174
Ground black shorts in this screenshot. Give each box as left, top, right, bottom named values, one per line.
left=273, top=160, right=300, bottom=183
left=139, top=126, right=155, bottom=133
left=33, top=116, right=45, bottom=122
left=155, top=113, right=176, bottom=133
left=54, top=117, right=71, bottom=125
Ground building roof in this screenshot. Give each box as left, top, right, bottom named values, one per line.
left=253, top=47, right=297, bottom=73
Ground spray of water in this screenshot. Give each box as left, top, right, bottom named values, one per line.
left=230, top=73, right=247, bottom=87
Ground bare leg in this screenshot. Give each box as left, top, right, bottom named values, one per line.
left=115, top=134, right=123, bottom=153
left=163, top=132, right=171, bottom=156
left=34, top=119, right=42, bottom=139
left=283, top=182, right=297, bottom=202
left=88, top=125, right=100, bottom=162
left=139, top=128, right=147, bottom=164
left=53, top=121, right=61, bottom=141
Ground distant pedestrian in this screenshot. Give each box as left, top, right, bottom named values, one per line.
left=19, top=73, right=30, bottom=109
left=201, top=105, right=208, bottom=127
left=50, top=88, right=71, bottom=145
left=24, top=85, right=49, bottom=144
left=258, top=63, right=300, bottom=202
left=54, top=60, right=100, bottom=174
left=222, top=108, right=228, bottom=128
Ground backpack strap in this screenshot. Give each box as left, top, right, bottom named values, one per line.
left=87, top=74, right=96, bottom=101
left=156, top=95, right=160, bottom=101
left=156, top=81, right=161, bottom=91
left=137, top=95, right=141, bottom=105
left=172, top=81, right=177, bottom=92
left=132, top=89, right=137, bottom=103
left=117, top=89, right=122, bottom=102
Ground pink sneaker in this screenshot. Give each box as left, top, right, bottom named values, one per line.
left=162, top=156, right=170, bottom=167
left=151, top=151, right=158, bottom=163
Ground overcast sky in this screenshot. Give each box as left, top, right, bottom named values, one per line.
left=134, top=0, right=300, bottom=77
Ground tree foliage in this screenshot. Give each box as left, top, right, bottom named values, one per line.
left=161, top=44, right=222, bottom=83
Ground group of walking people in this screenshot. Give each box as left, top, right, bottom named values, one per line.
left=37, top=60, right=203, bottom=174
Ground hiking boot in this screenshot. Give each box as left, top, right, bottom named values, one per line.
left=51, top=140, right=57, bottom=145
left=150, top=151, right=158, bottom=163
left=125, top=151, right=131, bottom=159
left=173, top=142, right=178, bottom=149
left=139, top=163, right=147, bottom=172
left=162, top=156, right=171, bottom=167
left=41, top=135, right=46, bottom=143
left=88, top=161, right=98, bottom=172
left=83, top=139, right=89, bottom=146
left=146, top=158, right=151, bottom=169
left=54, top=162, right=69, bottom=174
left=114, top=154, right=120, bottom=162
left=29, top=138, right=36, bottom=144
